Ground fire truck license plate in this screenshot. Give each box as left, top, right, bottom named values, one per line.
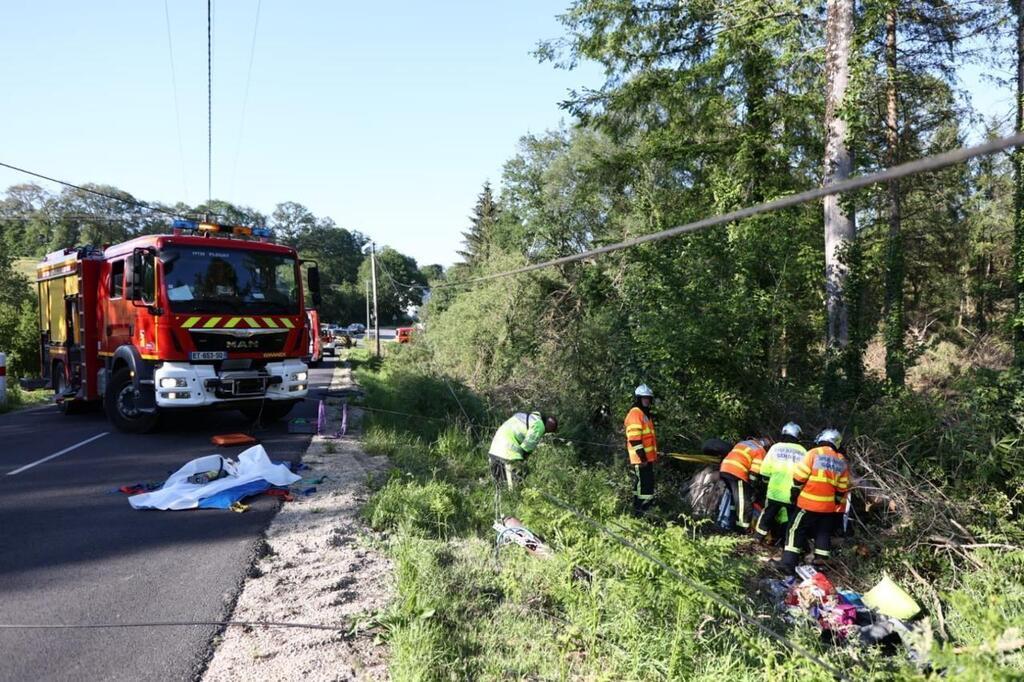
left=190, top=351, right=227, bottom=361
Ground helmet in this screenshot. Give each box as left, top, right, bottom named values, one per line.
left=815, top=428, right=842, bottom=449
left=634, top=384, right=654, bottom=398
left=544, top=415, right=559, bottom=434
left=781, top=422, right=802, bottom=439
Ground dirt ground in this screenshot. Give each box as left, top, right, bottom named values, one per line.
left=202, top=363, right=393, bottom=681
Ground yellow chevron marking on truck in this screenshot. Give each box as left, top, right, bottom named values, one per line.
left=224, top=317, right=242, bottom=328
left=203, top=317, right=223, bottom=328
left=243, top=317, right=260, bottom=328
left=182, top=316, right=202, bottom=329
left=261, top=317, right=279, bottom=328
left=281, top=318, right=295, bottom=329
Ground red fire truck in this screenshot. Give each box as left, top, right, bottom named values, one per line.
left=34, top=220, right=321, bottom=432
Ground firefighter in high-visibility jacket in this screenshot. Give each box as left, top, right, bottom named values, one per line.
left=488, top=411, right=559, bottom=490
left=625, top=384, right=658, bottom=515
left=754, top=422, right=807, bottom=541
left=780, top=429, right=850, bottom=572
left=718, top=437, right=768, bottom=530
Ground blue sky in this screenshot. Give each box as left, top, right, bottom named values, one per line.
left=0, top=2, right=1013, bottom=266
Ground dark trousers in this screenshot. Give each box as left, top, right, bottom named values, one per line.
left=720, top=473, right=751, bottom=529
left=781, top=509, right=835, bottom=569
left=754, top=498, right=792, bottom=541
left=490, top=455, right=526, bottom=491
left=631, top=462, right=655, bottom=514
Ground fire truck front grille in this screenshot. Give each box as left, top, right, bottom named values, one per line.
left=189, top=330, right=288, bottom=353
left=213, top=373, right=269, bottom=398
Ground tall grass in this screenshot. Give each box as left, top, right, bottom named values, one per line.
left=354, top=350, right=1023, bottom=680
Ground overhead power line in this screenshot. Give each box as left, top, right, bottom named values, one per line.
left=229, top=0, right=263, bottom=198
left=0, top=160, right=179, bottom=218
left=207, top=0, right=213, bottom=202
left=0, top=618, right=347, bottom=633
left=432, top=132, right=1024, bottom=289
left=163, top=0, right=189, bottom=203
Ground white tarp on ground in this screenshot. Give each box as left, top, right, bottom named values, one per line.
left=129, top=445, right=301, bottom=511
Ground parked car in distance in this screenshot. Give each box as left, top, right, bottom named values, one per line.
left=396, top=327, right=414, bottom=344
left=347, top=323, right=366, bottom=334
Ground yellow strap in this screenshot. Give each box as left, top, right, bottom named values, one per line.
left=666, top=452, right=721, bottom=465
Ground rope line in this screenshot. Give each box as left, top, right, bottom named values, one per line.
left=430, top=132, right=1024, bottom=289
left=537, top=490, right=849, bottom=681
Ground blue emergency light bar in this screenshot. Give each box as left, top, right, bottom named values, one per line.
left=170, top=218, right=272, bottom=240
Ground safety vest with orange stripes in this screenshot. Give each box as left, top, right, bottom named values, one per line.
left=719, top=440, right=766, bottom=482
left=792, top=445, right=850, bottom=513
left=624, top=407, right=658, bottom=465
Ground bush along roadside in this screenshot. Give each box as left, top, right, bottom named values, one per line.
left=347, top=350, right=1022, bottom=680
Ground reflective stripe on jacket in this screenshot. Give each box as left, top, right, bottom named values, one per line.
left=624, top=407, right=658, bottom=465
left=719, top=440, right=766, bottom=482
left=760, top=442, right=808, bottom=503
left=793, top=445, right=850, bottom=513
left=488, top=412, right=546, bottom=461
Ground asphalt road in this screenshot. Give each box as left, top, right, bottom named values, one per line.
left=0, top=358, right=339, bottom=682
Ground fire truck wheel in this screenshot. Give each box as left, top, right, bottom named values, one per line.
left=105, top=367, right=160, bottom=433
left=54, top=362, right=80, bottom=415
left=239, top=401, right=295, bottom=423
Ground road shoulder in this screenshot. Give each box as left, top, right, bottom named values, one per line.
left=202, top=361, right=393, bottom=681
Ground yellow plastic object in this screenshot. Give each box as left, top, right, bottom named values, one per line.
left=862, top=575, right=921, bottom=620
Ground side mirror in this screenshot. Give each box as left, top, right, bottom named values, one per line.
left=127, top=249, right=144, bottom=301
left=307, top=265, right=322, bottom=307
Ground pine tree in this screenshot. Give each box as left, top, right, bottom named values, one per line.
left=457, top=182, right=499, bottom=266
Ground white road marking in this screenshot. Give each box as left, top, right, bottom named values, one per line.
left=6, top=432, right=110, bottom=476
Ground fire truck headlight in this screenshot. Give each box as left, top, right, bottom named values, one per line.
left=160, top=377, right=187, bottom=389
left=166, top=391, right=191, bottom=400
left=292, top=371, right=308, bottom=382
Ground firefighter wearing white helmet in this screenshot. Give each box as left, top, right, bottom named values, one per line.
left=779, top=427, right=851, bottom=573
left=754, top=421, right=808, bottom=541
left=624, top=384, right=658, bottom=515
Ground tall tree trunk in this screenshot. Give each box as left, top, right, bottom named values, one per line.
left=883, top=5, right=905, bottom=385
left=1014, top=0, right=1024, bottom=366
left=823, top=0, right=857, bottom=397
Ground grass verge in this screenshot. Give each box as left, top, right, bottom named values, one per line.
left=353, top=350, right=1023, bottom=681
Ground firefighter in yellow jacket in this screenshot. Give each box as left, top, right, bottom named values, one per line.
left=488, top=411, right=559, bottom=490
left=625, top=384, right=658, bottom=515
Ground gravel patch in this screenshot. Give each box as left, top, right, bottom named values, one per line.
left=202, top=363, right=393, bottom=681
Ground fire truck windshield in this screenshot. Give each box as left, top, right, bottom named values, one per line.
left=159, top=246, right=300, bottom=315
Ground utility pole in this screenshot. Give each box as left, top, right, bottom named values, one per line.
left=365, top=279, right=371, bottom=346
left=370, top=241, right=381, bottom=358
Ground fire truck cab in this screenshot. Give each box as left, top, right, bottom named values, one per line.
left=35, top=221, right=321, bottom=433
